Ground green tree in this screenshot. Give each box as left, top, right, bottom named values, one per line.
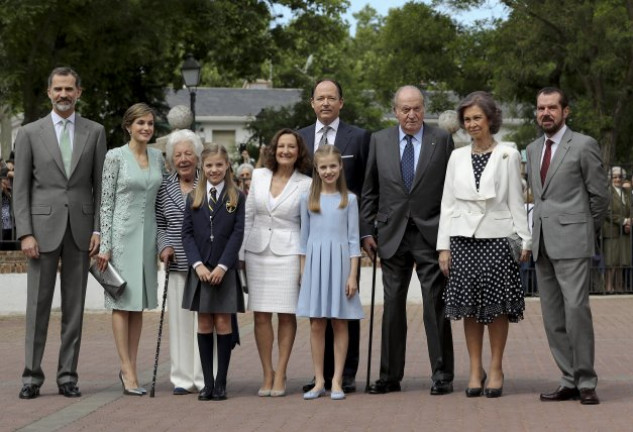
left=0, top=0, right=342, bottom=147
left=440, top=0, right=633, bottom=163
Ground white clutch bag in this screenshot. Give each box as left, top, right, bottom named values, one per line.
left=89, top=261, right=126, bottom=299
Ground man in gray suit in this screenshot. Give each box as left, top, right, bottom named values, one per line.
left=527, top=87, right=608, bottom=405
left=298, top=78, right=370, bottom=393
left=361, top=85, right=454, bottom=395
left=13, top=67, right=107, bottom=399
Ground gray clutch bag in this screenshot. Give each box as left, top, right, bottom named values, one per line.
left=507, top=233, right=522, bottom=263
left=89, top=261, right=126, bottom=299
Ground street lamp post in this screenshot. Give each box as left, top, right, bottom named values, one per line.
left=180, top=54, right=201, bottom=131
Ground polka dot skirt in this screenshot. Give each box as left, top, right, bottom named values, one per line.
left=443, top=153, right=525, bottom=324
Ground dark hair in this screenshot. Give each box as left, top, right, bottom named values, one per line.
left=457, top=91, right=503, bottom=135
left=311, top=79, right=343, bottom=99
left=48, top=67, right=81, bottom=89
left=537, top=87, right=569, bottom=109
left=121, top=103, right=155, bottom=140
left=263, top=128, right=311, bottom=173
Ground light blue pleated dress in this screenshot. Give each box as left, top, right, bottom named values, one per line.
left=296, top=192, right=364, bottom=319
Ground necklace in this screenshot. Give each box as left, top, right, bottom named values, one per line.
left=471, top=142, right=495, bottom=154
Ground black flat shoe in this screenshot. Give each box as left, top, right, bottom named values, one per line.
left=211, top=383, right=227, bottom=401
left=342, top=376, right=356, bottom=393
left=198, top=386, right=214, bottom=401
left=58, top=382, right=82, bottom=398
left=484, top=373, right=504, bottom=398
left=465, top=370, right=487, bottom=398
left=19, top=384, right=40, bottom=400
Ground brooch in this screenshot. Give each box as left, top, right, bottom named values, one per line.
left=225, top=201, right=237, bottom=213
left=503, top=153, right=508, bottom=159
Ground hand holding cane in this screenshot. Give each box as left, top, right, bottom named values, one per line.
left=150, top=263, right=171, bottom=397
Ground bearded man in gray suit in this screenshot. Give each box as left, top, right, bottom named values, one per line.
left=14, top=67, right=107, bottom=399
left=361, top=85, right=454, bottom=395
left=527, top=87, right=608, bottom=405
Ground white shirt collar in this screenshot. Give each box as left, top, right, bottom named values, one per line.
left=51, top=111, right=76, bottom=126
left=207, top=180, right=224, bottom=199
left=545, top=124, right=567, bottom=145
left=316, top=117, right=340, bottom=133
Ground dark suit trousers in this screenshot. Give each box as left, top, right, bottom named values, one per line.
left=536, top=237, right=597, bottom=389
left=23, top=222, right=89, bottom=386
left=379, top=225, right=454, bottom=383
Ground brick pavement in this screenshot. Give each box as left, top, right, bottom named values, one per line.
left=2, top=296, right=633, bottom=431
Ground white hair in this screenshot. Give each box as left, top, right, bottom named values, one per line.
left=236, top=163, right=254, bottom=176
left=165, top=129, right=203, bottom=170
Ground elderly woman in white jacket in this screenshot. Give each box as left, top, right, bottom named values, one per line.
left=437, top=91, right=531, bottom=399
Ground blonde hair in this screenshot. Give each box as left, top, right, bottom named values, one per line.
left=308, top=145, right=349, bottom=212
left=191, top=144, right=239, bottom=210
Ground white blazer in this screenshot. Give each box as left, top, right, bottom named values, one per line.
left=437, top=144, right=531, bottom=251
left=240, top=167, right=311, bottom=258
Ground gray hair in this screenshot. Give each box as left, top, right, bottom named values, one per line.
left=165, top=129, right=203, bottom=171
left=392, top=85, right=425, bottom=109
left=236, top=163, right=254, bottom=176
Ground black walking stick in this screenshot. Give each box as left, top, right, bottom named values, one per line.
left=365, top=222, right=378, bottom=393
left=150, top=265, right=170, bottom=397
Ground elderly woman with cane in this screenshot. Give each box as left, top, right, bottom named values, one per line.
left=155, top=129, right=205, bottom=395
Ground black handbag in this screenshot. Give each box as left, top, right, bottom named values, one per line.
left=89, top=261, right=126, bottom=299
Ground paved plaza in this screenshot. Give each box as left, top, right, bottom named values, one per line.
left=1, top=268, right=632, bottom=431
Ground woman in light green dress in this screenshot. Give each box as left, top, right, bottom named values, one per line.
left=97, top=103, right=165, bottom=395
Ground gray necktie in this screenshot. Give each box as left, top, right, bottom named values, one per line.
left=60, top=119, right=72, bottom=175
left=318, top=125, right=331, bottom=149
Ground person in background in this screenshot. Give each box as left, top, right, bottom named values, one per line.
left=240, top=128, right=311, bottom=397
left=97, top=103, right=165, bottom=396
left=1, top=167, right=13, bottom=241
left=602, top=166, right=631, bottom=293
left=437, top=91, right=531, bottom=398
left=236, top=162, right=254, bottom=195
left=155, top=129, right=205, bottom=395
left=13, top=67, right=106, bottom=399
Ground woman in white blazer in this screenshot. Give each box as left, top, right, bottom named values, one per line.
left=437, top=92, right=531, bottom=399
left=240, top=129, right=312, bottom=397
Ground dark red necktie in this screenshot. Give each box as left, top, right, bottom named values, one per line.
left=540, top=139, right=553, bottom=185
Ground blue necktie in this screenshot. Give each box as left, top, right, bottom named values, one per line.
left=401, top=135, right=414, bottom=191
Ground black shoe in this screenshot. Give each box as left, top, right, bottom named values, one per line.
left=302, top=378, right=316, bottom=393
left=342, top=376, right=356, bottom=393
left=58, top=382, right=82, bottom=398
left=19, top=384, right=40, bottom=400
left=368, top=379, right=401, bottom=394
left=484, top=374, right=504, bottom=398
left=198, top=386, right=214, bottom=401
left=540, top=386, right=580, bottom=402
left=465, top=370, right=487, bottom=398
left=430, top=380, right=453, bottom=395
left=211, top=383, right=227, bottom=401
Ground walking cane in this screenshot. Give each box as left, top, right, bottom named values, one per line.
left=365, top=221, right=378, bottom=392
left=150, top=264, right=170, bottom=397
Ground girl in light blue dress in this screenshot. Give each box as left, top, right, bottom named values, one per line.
left=297, top=145, right=363, bottom=401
